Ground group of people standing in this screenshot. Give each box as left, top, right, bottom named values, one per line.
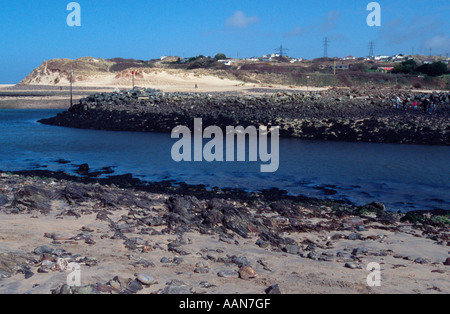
left=395, top=94, right=437, bottom=114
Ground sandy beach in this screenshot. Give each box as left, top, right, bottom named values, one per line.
left=0, top=69, right=329, bottom=109
left=0, top=172, right=448, bottom=294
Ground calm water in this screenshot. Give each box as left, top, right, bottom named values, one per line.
left=0, top=109, right=449, bottom=212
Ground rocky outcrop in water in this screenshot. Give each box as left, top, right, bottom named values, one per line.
left=39, top=87, right=450, bottom=145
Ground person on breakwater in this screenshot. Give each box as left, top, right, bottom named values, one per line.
left=403, top=98, right=408, bottom=111
left=413, top=100, right=418, bottom=111
left=395, top=96, right=401, bottom=110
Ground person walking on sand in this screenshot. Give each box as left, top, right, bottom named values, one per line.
left=403, top=98, right=408, bottom=111
left=413, top=100, right=418, bottom=111
left=396, top=96, right=401, bottom=110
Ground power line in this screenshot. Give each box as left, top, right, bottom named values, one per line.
left=274, top=45, right=289, bottom=57
left=323, top=37, right=329, bottom=58
left=369, top=41, right=375, bottom=57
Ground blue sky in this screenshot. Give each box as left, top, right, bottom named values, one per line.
left=0, top=0, right=449, bottom=83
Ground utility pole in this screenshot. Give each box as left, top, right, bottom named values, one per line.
left=323, top=37, right=329, bottom=58
left=429, top=48, right=432, bottom=57
left=274, top=45, right=289, bottom=58
left=369, top=41, right=374, bottom=57
left=132, top=71, right=135, bottom=89
left=70, top=69, right=73, bottom=108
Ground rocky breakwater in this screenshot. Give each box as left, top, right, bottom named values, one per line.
left=39, top=87, right=450, bottom=145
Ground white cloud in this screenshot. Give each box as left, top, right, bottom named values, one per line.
left=226, top=11, right=259, bottom=28
left=321, top=10, right=341, bottom=32
left=284, top=26, right=304, bottom=38
left=422, top=35, right=450, bottom=53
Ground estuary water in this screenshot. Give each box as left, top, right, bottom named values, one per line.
left=0, top=109, right=449, bottom=212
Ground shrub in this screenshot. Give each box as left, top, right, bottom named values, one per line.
left=416, top=62, right=448, bottom=77
left=214, top=53, right=227, bottom=60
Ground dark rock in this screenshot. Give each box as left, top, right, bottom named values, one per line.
left=12, top=186, right=54, bottom=213
left=0, top=194, right=8, bottom=206
left=345, top=262, right=363, bottom=269
left=256, top=238, right=269, bottom=248
left=283, top=244, right=299, bottom=255
left=231, top=256, right=251, bottom=268
left=34, top=245, right=54, bottom=255
left=265, top=284, right=282, bottom=294
left=365, top=201, right=386, bottom=212
left=217, top=270, right=239, bottom=278
left=347, top=233, right=362, bottom=240
left=161, top=280, right=192, bottom=294
left=307, top=251, right=319, bottom=260
left=76, top=164, right=90, bottom=175
left=122, top=279, right=143, bottom=294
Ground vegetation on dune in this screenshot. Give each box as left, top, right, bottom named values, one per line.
left=20, top=53, right=450, bottom=90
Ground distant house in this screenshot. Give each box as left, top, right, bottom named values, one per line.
left=377, top=67, right=394, bottom=73
left=423, top=60, right=433, bottom=65
left=343, top=55, right=356, bottom=60
left=218, top=59, right=235, bottom=66
left=374, top=55, right=390, bottom=61
left=393, top=54, right=405, bottom=60
left=332, top=64, right=349, bottom=70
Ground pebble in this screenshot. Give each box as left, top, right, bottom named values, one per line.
left=347, top=233, right=362, bottom=240
left=283, top=244, right=299, bottom=255
left=265, top=284, right=282, bottom=294
left=217, top=270, right=239, bottom=278
left=199, top=282, right=216, bottom=289
left=239, top=266, right=258, bottom=280
left=34, top=245, right=54, bottom=255
left=136, top=274, right=156, bottom=286
left=122, top=280, right=143, bottom=294
left=345, top=262, right=363, bottom=270
left=162, top=280, right=192, bottom=294
left=160, top=257, right=172, bottom=264
left=85, top=238, right=96, bottom=245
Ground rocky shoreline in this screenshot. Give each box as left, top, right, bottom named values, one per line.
left=0, top=171, right=449, bottom=294
left=39, top=87, right=450, bottom=145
